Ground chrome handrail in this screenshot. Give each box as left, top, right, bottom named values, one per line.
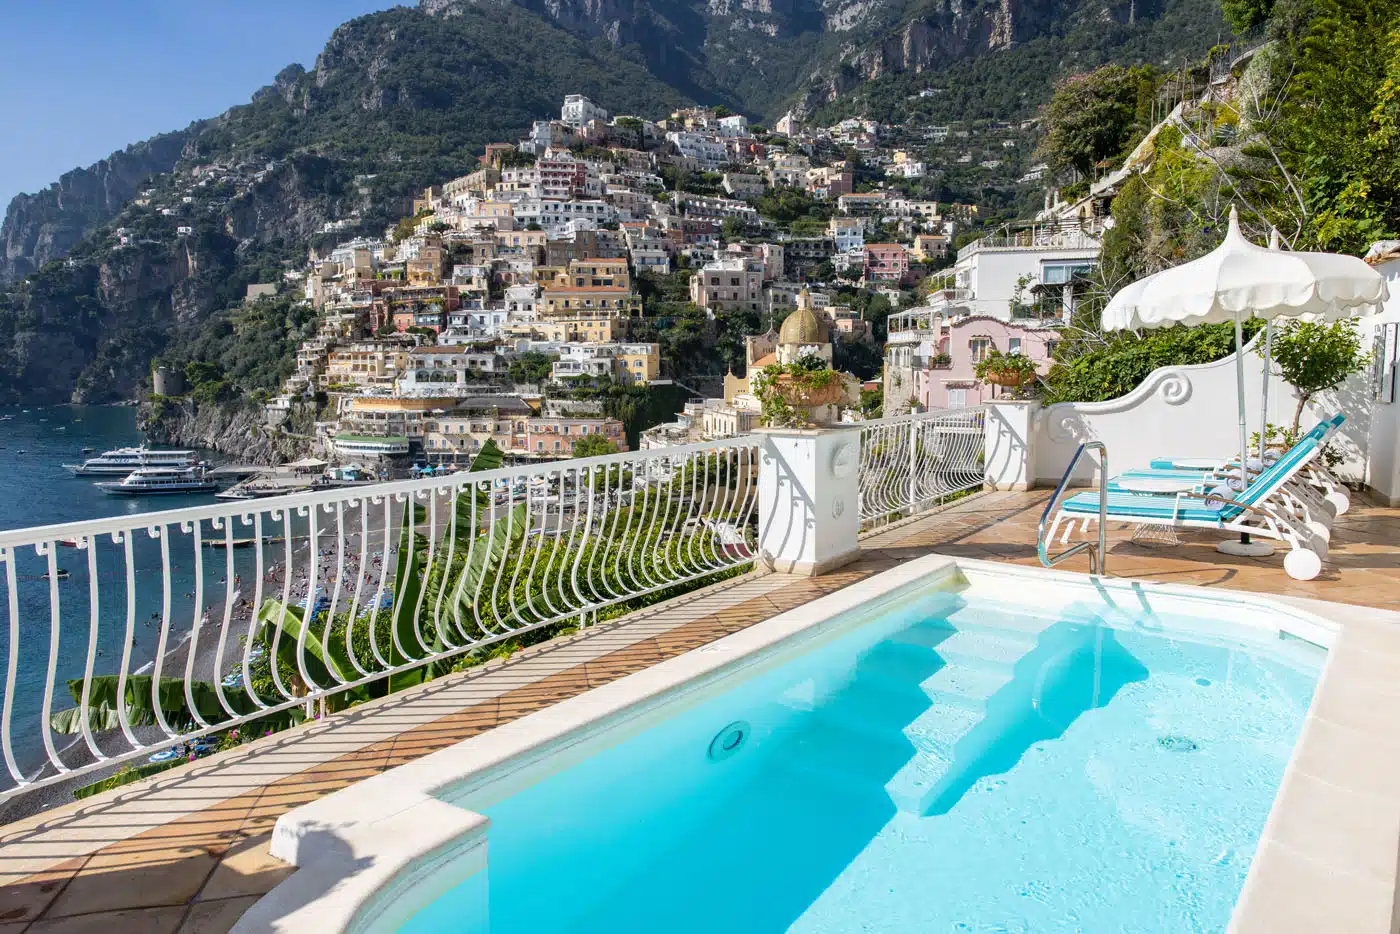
left=1038, top=441, right=1108, bottom=575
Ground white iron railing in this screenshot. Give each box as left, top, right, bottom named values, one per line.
left=858, top=408, right=987, bottom=530
left=0, top=437, right=759, bottom=800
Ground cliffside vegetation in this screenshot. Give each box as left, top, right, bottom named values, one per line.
left=1039, top=0, right=1400, bottom=403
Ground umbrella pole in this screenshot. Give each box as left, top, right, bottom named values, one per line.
left=1259, top=320, right=1273, bottom=459
left=1219, top=314, right=1275, bottom=558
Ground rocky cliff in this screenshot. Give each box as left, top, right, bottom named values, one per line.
left=142, top=397, right=312, bottom=464
left=1, top=131, right=194, bottom=283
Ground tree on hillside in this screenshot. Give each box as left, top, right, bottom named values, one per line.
left=1222, top=0, right=1276, bottom=32
left=508, top=351, right=556, bottom=385
left=1274, top=0, right=1400, bottom=252
left=1039, top=66, right=1155, bottom=178
left=572, top=434, right=619, bottom=458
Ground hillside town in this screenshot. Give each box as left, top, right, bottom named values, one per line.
left=239, top=94, right=1089, bottom=469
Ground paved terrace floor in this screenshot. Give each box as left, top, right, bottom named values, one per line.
left=2, top=490, right=1399, bottom=933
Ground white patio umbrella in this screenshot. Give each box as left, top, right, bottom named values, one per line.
left=1103, top=207, right=1386, bottom=555
left=1257, top=228, right=1388, bottom=458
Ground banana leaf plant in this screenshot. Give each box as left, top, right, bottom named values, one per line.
left=255, top=440, right=514, bottom=695
left=49, top=673, right=301, bottom=734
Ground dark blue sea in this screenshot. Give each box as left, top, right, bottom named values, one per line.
left=0, top=406, right=259, bottom=780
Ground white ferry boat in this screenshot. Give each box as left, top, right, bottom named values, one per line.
left=97, top=467, right=219, bottom=496
left=63, top=446, right=200, bottom=476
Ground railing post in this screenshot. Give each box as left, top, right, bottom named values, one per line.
left=907, top=415, right=919, bottom=512
left=757, top=426, right=862, bottom=576
left=983, top=399, right=1041, bottom=491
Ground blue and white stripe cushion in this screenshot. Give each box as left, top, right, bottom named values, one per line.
left=1062, top=440, right=1317, bottom=523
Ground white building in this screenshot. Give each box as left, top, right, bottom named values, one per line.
left=829, top=217, right=865, bottom=254
left=947, top=225, right=1101, bottom=321
left=886, top=161, right=927, bottom=179
left=514, top=199, right=616, bottom=233
left=561, top=94, right=609, bottom=128
left=666, top=132, right=729, bottom=171
left=716, top=114, right=750, bottom=137
left=631, top=247, right=671, bottom=273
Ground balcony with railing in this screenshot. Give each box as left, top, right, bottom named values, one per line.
left=0, top=411, right=991, bottom=804
left=957, top=226, right=1100, bottom=259
left=12, top=396, right=1400, bottom=933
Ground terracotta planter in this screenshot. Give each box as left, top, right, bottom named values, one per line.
left=984, top=369, right=1031, bottom=388
left=773, top=374, right=844, bottom=406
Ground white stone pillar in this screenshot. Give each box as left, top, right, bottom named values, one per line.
left=757, top=426, right=862, bottom=576
left=983, top=399, right=1041, bottom=491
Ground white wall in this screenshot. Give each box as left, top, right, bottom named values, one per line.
left=1032, top=332, right=1385, bottom=488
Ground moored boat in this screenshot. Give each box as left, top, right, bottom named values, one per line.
left=63, top=446, right=200, bottom=477
left=96, top=466, right=219, bottom=496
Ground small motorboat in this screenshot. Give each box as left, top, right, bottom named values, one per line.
left=44, top=569, right=71, bottom=581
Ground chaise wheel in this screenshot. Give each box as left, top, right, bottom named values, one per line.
left=1284, top=547, right=1322, bottom=581
left=1305, top=518, right=1331, bottom=543
left=1324, top=490, right=1350, bottom=515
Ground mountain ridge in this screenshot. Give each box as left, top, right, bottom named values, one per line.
left=0, top=0, right=1225, bottom=404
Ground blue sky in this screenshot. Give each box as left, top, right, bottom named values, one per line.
left=0, top=2, right=399, bottom=209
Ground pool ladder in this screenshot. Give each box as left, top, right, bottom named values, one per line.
left=1037, top=441, right=1108, bottom=576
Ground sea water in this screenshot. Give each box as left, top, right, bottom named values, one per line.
left=400, top=587, right=1321, bottom=934
left=0, top=405, right=244, bottom=776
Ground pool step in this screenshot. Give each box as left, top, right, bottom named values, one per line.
left=919, top=665, right=1015, bottom=712
left=779, top=714, right=915, bottom=798
left=884, top=621, right=1099, bottom=815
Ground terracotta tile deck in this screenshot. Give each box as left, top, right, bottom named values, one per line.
left=2, top=489, right=1399, bottom=933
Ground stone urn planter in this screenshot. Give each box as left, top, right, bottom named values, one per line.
left=773, top=374, right=845, bottom=407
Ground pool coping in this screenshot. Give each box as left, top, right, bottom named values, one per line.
left=229, top=556, right=1395, bottom=934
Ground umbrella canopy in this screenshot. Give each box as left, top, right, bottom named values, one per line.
left=1101, top=207, right=1386, bottom=556
left=1103, top=208, right=1387, bottom=331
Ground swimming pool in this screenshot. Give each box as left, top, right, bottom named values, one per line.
left=242, top=558, right=1332, bottom=934
left=384, top=574, right=1321, bottom=933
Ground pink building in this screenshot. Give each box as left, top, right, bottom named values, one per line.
left=865, top=243, right=911, bottom=284
left=884, top=314, right=1060, bottom=411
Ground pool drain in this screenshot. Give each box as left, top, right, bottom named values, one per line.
left=1157, top=735, right=1199, bottom=753
left=708, top=721, right=751, bottom=761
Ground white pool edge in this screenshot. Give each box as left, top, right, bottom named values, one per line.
left=230, top=555, right=1354, bottom=934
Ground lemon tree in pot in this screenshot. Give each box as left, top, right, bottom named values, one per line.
left=974, top=349, right=1040, bottom=395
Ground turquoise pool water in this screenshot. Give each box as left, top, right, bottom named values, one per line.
left=399, top=587, right=1322, bottom=934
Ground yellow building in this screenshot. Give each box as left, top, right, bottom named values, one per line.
left=617, top=343, right=661, bottom=385
left=540, top=285, right=641, bottom=319
left=324, top=342, right=414, bottom=388
left=342, top=396, right=458, bottom=439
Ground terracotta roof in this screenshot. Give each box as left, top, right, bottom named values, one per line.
left=542, top=285, right=632, bottom=293
left=752, top=352, right=777, bottom=367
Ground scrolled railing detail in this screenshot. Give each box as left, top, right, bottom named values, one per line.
left=0, top=437, right=759, bottom=801
left=857, top=407, right=987, bottom=531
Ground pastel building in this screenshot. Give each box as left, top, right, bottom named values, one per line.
left=883, top=313, right=1060, bottom=412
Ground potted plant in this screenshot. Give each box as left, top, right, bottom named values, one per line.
left=974, top=349, right=1039, bottom=390
left=754, top=356, right=850, bottom=427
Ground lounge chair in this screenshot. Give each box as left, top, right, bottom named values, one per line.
left=1048, top=438, right=1328, bottom=581
left=1142, top=417, right=1349, bottom=518
left=1119, top=415, right=1350, bottom=516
